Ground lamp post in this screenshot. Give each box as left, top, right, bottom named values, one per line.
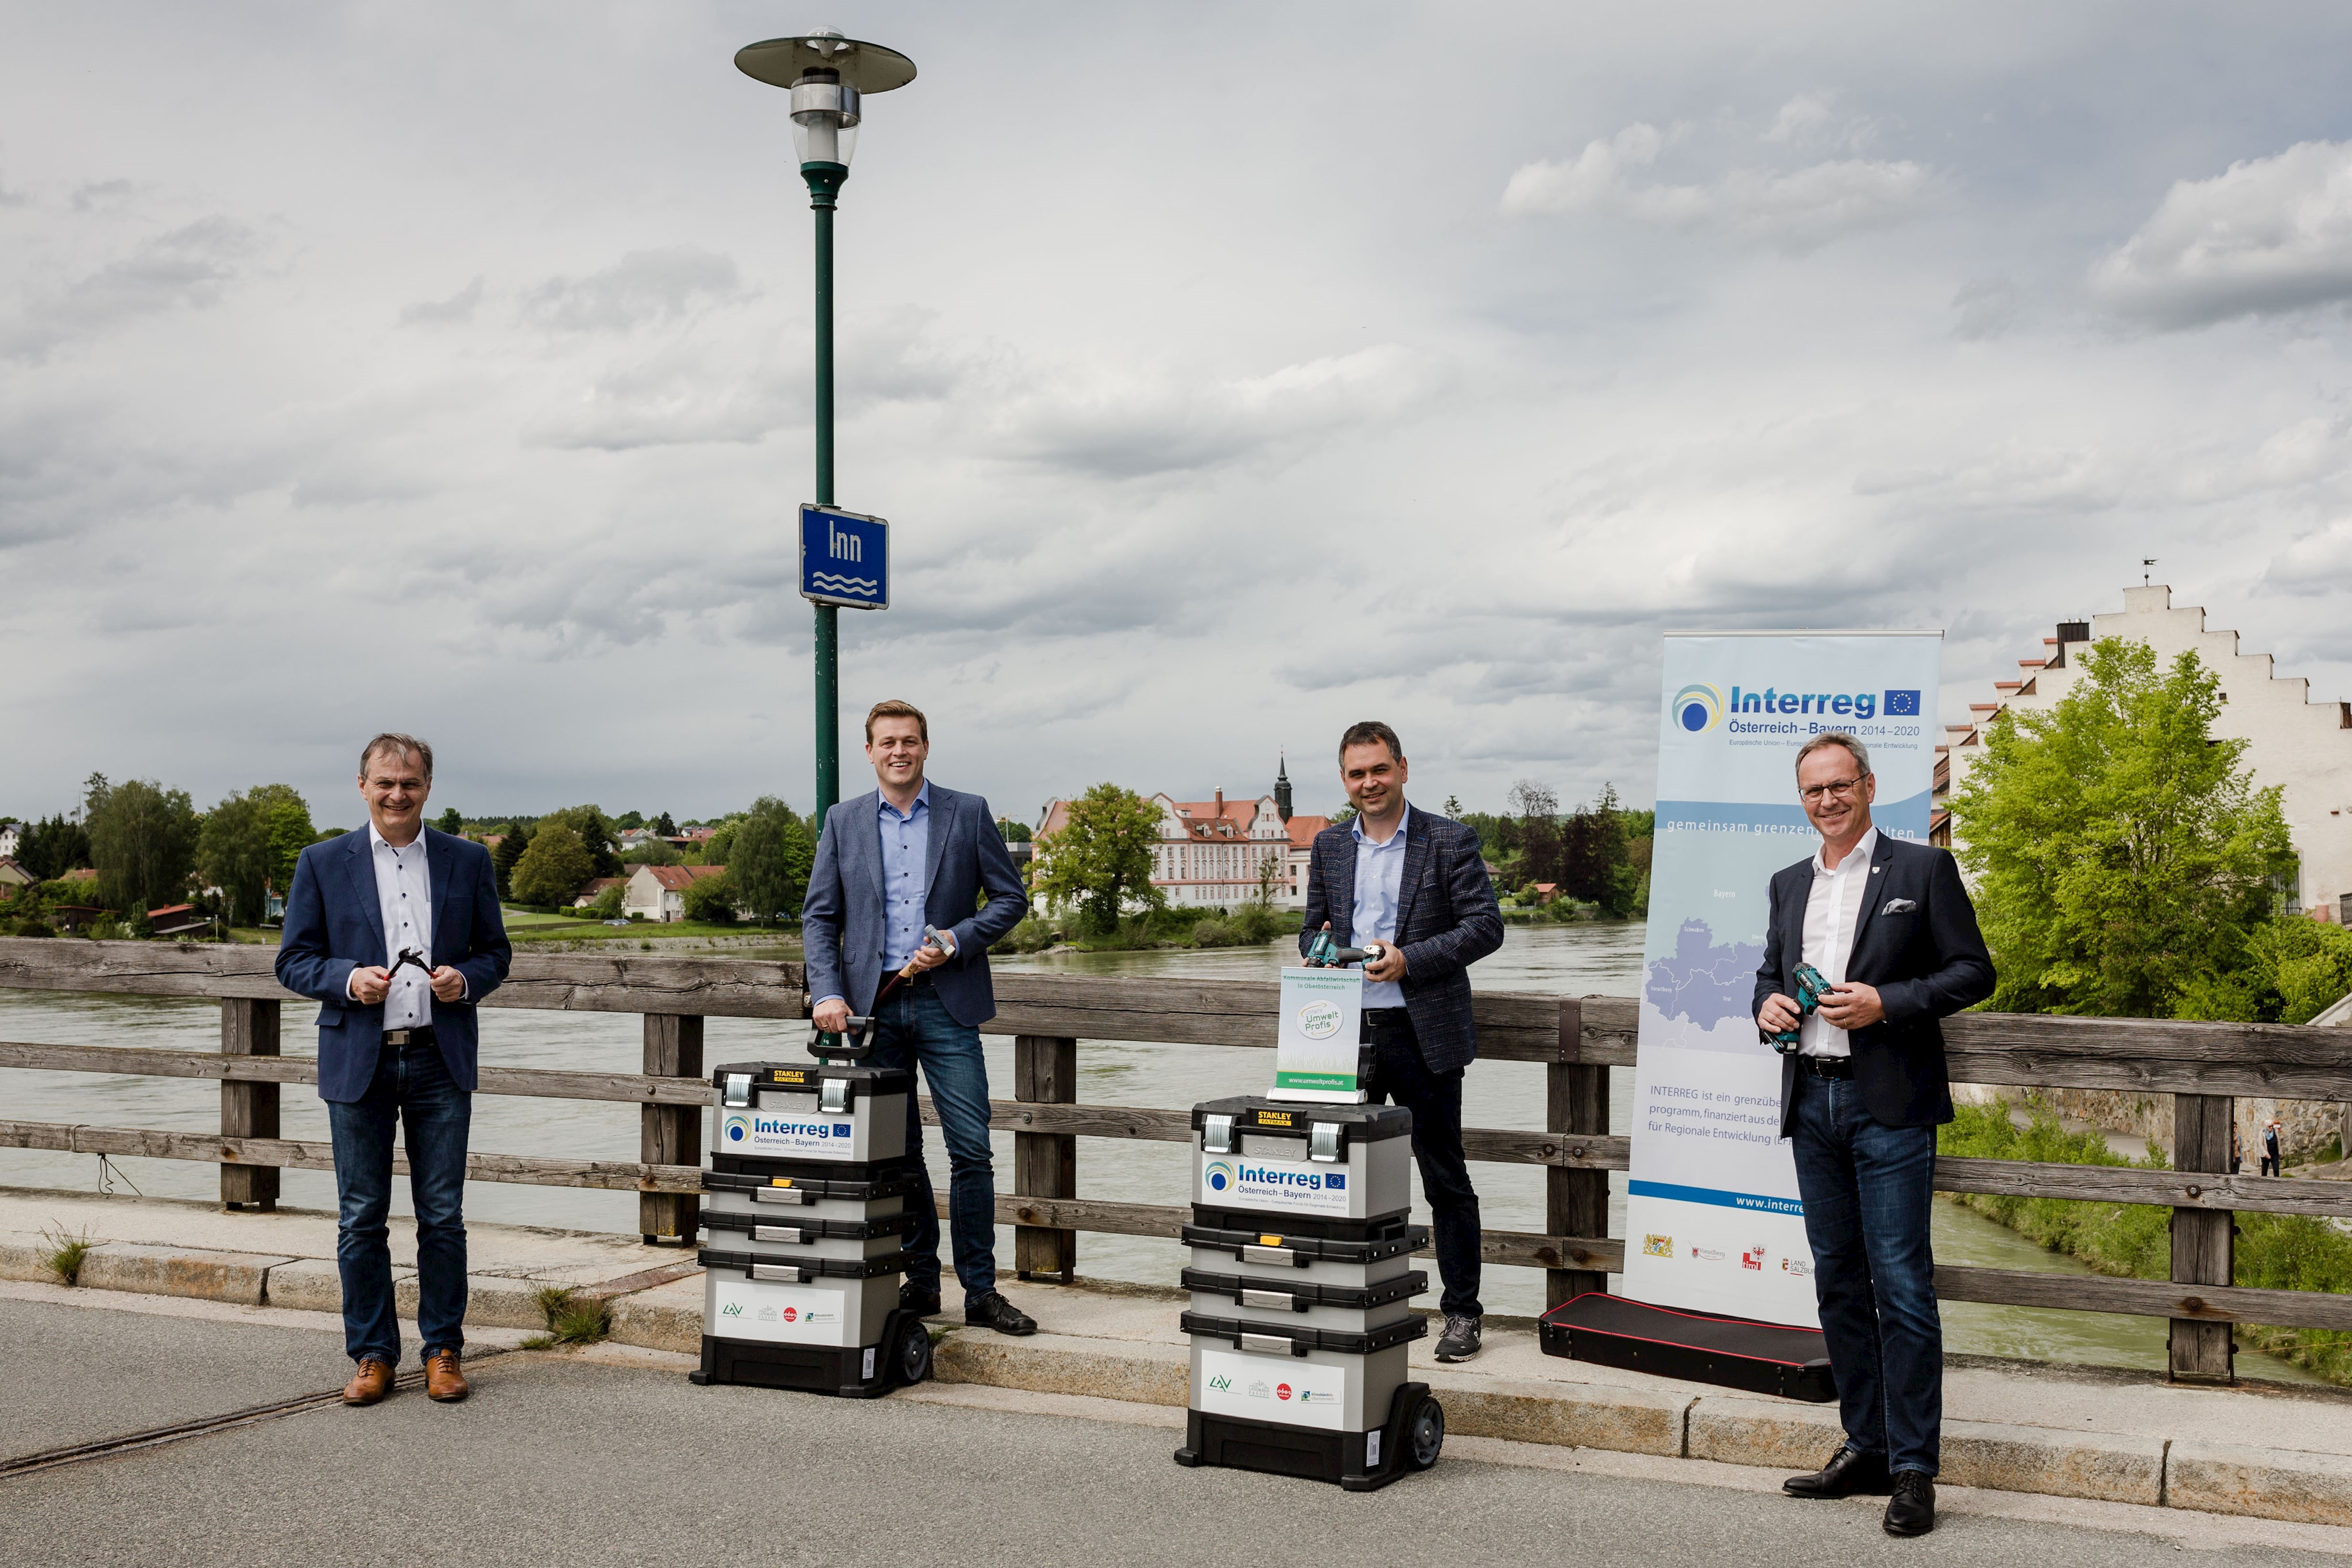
left=736, top=29, right=916, bottom=818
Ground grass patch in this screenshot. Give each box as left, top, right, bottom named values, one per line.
left=519, top=1333, right=556, bottom=1351
left=40, top=1224, right=95, bottom=1285
left=1939, top=1099, right=2352, bottom=1384
left=535, top=1284, right=611, bottom=1345
left=1004, top=904, right=1303, bottom=953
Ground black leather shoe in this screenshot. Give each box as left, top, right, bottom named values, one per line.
left=899, top=1282, right=942, bottom=1317
left=1783, top=1445, right=1894, bottom=1499
left=965, top=1291, right=1037, bottom=1336
left=1884, top=1471, right=1935, bottom=1536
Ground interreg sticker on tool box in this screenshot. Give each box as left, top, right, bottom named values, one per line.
left=720, top=1110, right=854, bottom=1157
left=1197, top=1348, right=1348, bottom=1430
left=1273, top=966, right=1364, bottom=1101
left=1198, top=1152, right=1351, bottom=1215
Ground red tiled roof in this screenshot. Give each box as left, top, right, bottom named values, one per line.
left=1286, top=815, right=1333, bottom=848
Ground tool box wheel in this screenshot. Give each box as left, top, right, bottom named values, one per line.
left=892, top=1313, right=934, bottom=1387
left=1405, top=1394, right=1445, bottom=1470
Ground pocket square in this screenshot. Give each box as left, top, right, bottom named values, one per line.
left=1882, top=898, right=1917, bottom=915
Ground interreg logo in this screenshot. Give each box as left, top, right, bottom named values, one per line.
left=724, top=1116, right=749, bottom=1144
left=746, top=1117, right=852, bottom=1140
left=1231, top=1162, right=1339, bottom=1192
left=1204, top=1160, right=1236, bottom=1193
left=1672, top=684, right=1726, bottom=733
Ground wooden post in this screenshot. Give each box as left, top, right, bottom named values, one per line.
left=1548, top=997, right=1610, bottom=1308
left=640, top=1014, right=703, bottom=1245
left=1013, top=1033, right=1078, bottom=1282
left=220, top=998, right=281, bottom=1211
left=2171, top=1091, right=2236, bottom=1384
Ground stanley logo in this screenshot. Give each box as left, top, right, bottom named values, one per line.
left=771, top=1070, right=809, bottom=1085
left=1255, top=1110, right=1294, bottom=1128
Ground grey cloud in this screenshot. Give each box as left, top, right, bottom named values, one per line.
left=70, top=179, right=136, bottom=211
left=399, top=276, right=483, bottom=326
left=520, top=246, right=742, bottom=333
left=1950, top=276, right=2018, bottom=340
left=2093, top=140, right=2352, bottom=329
left=1, top=215, right=257, bottom=360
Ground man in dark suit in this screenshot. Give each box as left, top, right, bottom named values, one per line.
left=803, top=699, right=1034, bottom=1334
left=1754, top=731, right=1993, bottom=1538
left=276, top=733, right=511, bottom=1407
left=1301, top=720, right=1504, bottom=1361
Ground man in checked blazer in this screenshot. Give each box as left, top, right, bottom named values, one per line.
left=1300, top=720, right=1504, bottom=1361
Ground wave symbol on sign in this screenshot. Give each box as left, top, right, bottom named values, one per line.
left=809, top=574, right=879, bottom=594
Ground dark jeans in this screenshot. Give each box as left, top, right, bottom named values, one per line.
left=1366, top=1012, right=1483, bottom=1319
left=2262, top=1155, right=2281, bottom=1177
left=327, top=1039, right=471, bottom=1366
left=870, top=984, right=997, bottom=1309
left=1790, top=1067, right=1942, bottom=1476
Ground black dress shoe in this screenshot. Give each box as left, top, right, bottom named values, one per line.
left=900, top=1282, right=942, bottom=1317
left=1883, top=1471, right=1935, bottom=1536
left=965, top=1291, right=1037, bottom=1336
left=1783, top=1445, right=1894, bottom=1499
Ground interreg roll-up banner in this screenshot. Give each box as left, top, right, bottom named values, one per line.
left=1622, top=631, right=1942, bottom=1326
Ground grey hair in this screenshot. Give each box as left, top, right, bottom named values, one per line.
left=359, top=732, right=434, bottom=780
left=1794, top=731, right=1870, bottom=779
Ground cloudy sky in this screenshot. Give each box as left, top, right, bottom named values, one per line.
left=9, top=2, right=2352, bottom=829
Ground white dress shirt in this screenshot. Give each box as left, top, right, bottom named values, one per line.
left=350, top=823, right=436, bottom=1029
left=1351, top=805, right=1410, bottom=1009
left=1798, top=826, right=1878, bottom=1058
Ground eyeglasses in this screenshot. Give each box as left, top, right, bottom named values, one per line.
left=1798, top=777, right=1867, bottom=803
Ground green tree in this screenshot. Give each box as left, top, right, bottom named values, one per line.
left=653, top=811, right=677, bottom=837
left=1035, top=783, right=1165, bottom=934
left=86, top=776, right=199, bottom=917
left=730, top=797, right=814, bottom=923
left=2173, top=916, right=2352, bottom=1024
left=436, top=807, right=463, bottom=835
left=621, top=839, right=683, bottom=866
left=589, top=880, right=627, bottom=919
left=616, top=810, right=645, bottom=831
left=247, top=785, right=315, bottom=897
left=198, top=792, right=272, bottom=924
left=17, top=813, right=92, bottom=880
left=538, top=805, right=622, bottom=878
left=681, top=869, right=740, bottom=925
left=999, top=819, right=1032, bottom=843
left=510, top=824, right=595, bottom=908
left=1442, top=794, right=1464, bottom=819
left=1949, top=638, right=2296, bottom=1016
left=492, top=825, right=529, bottom=900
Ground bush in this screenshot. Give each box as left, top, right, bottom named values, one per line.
left=8, top=918, right=55, bottom=938
left=589, top=882, right=626, bottom=920
left=680, top=870, right=738, bottom=926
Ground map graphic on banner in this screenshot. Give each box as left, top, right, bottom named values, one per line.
left=1620, top=632, right=1943, bottom=1326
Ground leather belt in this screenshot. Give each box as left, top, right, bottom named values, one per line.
left=1797, top=1054, right=1853, bottom=1079
left=384, top=1026, right=438, bottom=1047
left=1360, top=1006, right=1413, bottom=1044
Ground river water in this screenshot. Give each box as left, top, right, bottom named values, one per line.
left=0, top=924, right=2316, bottom=1380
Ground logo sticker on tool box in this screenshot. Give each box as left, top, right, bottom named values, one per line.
left=1197, top=1348, right=1347, bottom=1430
left=708, top=1275, right=857, bottom=1346
left=723, top=1112, right=855, bottom=1155
left=1198, top=1156, right=1349, bottom=1215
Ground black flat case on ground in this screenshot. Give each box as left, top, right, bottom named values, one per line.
left=1538, top=1292, right=1836, bottom=1403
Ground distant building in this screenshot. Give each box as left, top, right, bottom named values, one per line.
left=1943, top=584, right=2352, bottom=919
left=0, top=858, right=33, bottom=893
left=0, top=822, right=19, bottom=860
left=1035, top=759, right=1332, bottom=910
left=573, top=876, right=630, bottom=909
left=625, top=863, right=732, bottom=922
left=145, top=904, right=208, bottom=938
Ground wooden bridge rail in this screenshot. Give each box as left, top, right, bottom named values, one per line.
left=7, top=938, right=2352, bottom=1380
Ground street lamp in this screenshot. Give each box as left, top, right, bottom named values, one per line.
left=736, top=29, right=917, bottom=819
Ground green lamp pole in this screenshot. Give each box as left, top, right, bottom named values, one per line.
left=736, top=30, right=917, bottom=818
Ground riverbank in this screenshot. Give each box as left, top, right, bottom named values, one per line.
left=1940, top=1098, right=2352, bottom=1386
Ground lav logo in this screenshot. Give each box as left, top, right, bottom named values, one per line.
left=725, top=1116, right=749, bottom=1144
left=1204, top=1160, right=1236, bottom=1193
left=1884, top=689, right=1921, bottom=716
left=1672, top=683, right=1726, bottom=733
left=1208, top=1375, right=1233, bottom=1392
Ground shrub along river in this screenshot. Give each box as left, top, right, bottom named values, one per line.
left=0, top=924, right=2314, bottom=1380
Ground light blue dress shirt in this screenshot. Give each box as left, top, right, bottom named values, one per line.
left=1351, top=804, right=1409, bottom=1008
left=880, top=783, right=932, bottom=974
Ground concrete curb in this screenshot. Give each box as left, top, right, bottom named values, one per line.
left=2168, top=1439, right=2352, bottom=1526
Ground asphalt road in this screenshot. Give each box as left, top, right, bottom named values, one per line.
left=2, top=1297, right=2344, bottom=1567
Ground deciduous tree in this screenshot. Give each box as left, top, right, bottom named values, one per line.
left=510, top=824, right=595, bottom=908
left=86, top=776, right=199, bottom=917
left=1035, top=783, right=1165, bottom=934
left=730, top=798, right=813, bottom=924
left=1949, top=638, right=2295, bottom=1016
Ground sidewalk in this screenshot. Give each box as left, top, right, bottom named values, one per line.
left=9, top=1183, right=2352, bottom=1527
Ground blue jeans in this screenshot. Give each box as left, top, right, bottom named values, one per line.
left=1790, top=1068, right=1941, bottom=1476
left=869, top=985, right=997, bottom=1308
left=327, top=1040, right=471, bottom=1365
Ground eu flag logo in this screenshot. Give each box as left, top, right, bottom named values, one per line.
left=1326, top=1173, right=1346, bottom=1190
left=1883, top=690, right=1920, bottom=717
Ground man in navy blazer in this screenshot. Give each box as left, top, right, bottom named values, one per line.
left=1300, top=721, right=1503, bottom=1362
left=1753, top=731, right=1993, bottom=1538
left=802, top=700, right=1034, bottom=1334
left=276, top=733, right=510, bottom=1407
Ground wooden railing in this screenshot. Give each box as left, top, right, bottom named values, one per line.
left=4, top=937, right=2350, bottom=1384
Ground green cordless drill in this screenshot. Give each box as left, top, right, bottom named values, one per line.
left=1765, top=962, right=1833, bottom=1054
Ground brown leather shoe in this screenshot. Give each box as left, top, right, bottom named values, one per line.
left=425, top=1349, right=469, bottom=1403
left=342, top=1358, right=394, bottom=1406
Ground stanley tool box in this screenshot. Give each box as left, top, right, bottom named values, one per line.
left=707, top=1059, right=911, bottom=1167
left=1190, top=1098, right=1414, bottom=1225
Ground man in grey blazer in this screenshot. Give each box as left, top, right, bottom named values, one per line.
left=1300, top=720, right=1504, bottom=1361
left=802, top=700, right=1035, bottom=1334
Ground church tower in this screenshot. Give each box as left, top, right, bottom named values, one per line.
left=1274, top=754, right=1293, bottom=823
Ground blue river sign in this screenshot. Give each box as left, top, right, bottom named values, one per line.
left=798, top=504, right=888, bottom=610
